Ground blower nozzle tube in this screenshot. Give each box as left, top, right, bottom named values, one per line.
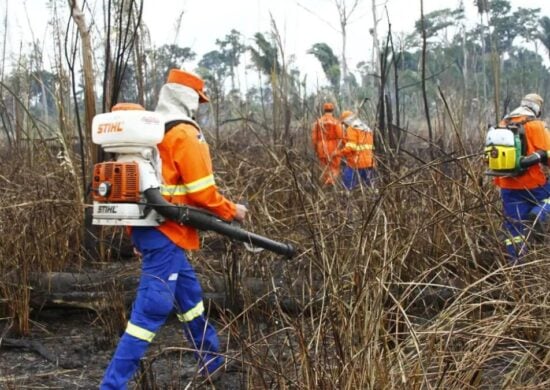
left=520, top=150, right=548, bottom=168
left=144, top=188, right=296, bottom=258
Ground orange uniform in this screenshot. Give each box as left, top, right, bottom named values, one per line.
left=101, top=69, right=237, bottom=388
left=311, top=112, right=344, bottom=184
left=158, top=122, right=236, bottom=250
left=339, top=125, right=375, bottom=169
left=494, top=115, right=550, bottom=190
left=489, top=94, right=550, bottom=262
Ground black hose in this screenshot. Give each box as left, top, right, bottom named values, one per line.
left=520, top=150, right=547, bottom=168
left=144, top=188, right=296, bottom=258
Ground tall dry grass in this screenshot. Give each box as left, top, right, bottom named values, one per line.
left=0, top=143, right=83, bottom=335
left=203, top=129, right=550, bottom=389
left=1, top=120, right=549, bottom=388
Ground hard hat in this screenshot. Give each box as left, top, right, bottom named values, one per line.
left=323, top=102, right=334, bottom=112
left=522, top=93, right=543, bottom=107
left=166, top=69, right=210, bottom=103
left=341, top=110, right=354, bottom=121
left=521, top=93, right=543, bottom=117
left=111, top=102, right=145, bottom=111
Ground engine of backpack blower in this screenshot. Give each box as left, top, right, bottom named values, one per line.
left=91, top=108, right=165, bottom=226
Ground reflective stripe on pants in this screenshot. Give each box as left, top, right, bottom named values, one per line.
left=100, top=228, right=222, bottom=389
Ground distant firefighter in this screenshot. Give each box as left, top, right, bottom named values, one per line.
left=311, top=102, right=344, bottom=185
left=337, top=110, right=376, bottom=191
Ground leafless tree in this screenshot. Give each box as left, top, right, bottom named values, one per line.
left=101, top=0, right=144, bottom=112
left=419, top=0, right=434, bottom=160
left=334, top=0, right=361, bottom=105
left=370, top=0, right=382, bottom=83
left=476, top=0, right=489, bottom=119
left=67, top=0, right=97, bottom=166
left=0, top=0, right=11, bottom=146
left=270, top=16, right=292, bottom=142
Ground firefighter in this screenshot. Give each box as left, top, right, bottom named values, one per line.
left=101, top=69, right=248, bottom=388
left=493, top=93, right=550, bottom=261
left=311, top=102, right=344, bottom=185
left=337, top=110, right=376, bottom=191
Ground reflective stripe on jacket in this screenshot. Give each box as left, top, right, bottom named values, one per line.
left=494, top=115, right=550, bottom=190
left=339, top=126, right=375, bottom=168
left=157, top=122, right=236, bottom=249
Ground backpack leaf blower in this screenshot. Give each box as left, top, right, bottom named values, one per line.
left=90, top=107, right=295, bottom=258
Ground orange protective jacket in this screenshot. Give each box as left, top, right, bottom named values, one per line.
left=157, top=123, right=236, bottom=250
left=311, top=113, right=343, bottom=160
left=494, top=116, right=550, bottom=190
left=339, top=125, right=375, bottom=169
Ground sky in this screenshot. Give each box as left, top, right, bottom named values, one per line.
left=142, top=0, right=549, bottom=88
left=3, top=0, right=550, bottom=88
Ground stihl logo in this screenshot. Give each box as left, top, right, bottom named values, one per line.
left=98, top=205, right=117, bottom=213
left=97, top=122, right=123, bottom=134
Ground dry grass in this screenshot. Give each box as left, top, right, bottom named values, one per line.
left=0, top=143, right=83, bottom=335
left=206, top=131, right=550, bottom=389
left=1, top=124, right=549, bottom=389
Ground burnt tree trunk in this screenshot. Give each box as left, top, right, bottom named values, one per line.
left=22, top=266, right=317, bottom=316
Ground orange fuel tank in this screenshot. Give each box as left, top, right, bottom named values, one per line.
left=92, top=161, right=140, bottom=202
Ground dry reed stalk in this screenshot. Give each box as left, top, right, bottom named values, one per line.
left=1, top=113, right=549, bottom=388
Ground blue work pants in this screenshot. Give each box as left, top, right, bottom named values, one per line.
left=342, top=166, right=375, bottom=191
left=100, top=228, right=222, bottom=389
left=500, top=182, right=550, bottom=260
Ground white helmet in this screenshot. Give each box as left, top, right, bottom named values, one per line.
left=521, top=93, right=543, bottom=117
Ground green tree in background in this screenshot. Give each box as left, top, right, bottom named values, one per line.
left=249, top=32, right=281, bottom=78
left=150, top=44, right=196, bottom=71
left=248, top=32, right=279, bottom=128
left=199, top=50, right=229, bottom=94
left=539, top=16, right=550, bottom=62
left=308, top=42, right=341, bottom=96
left=215, top=29, right=246, bottom=92
left=198, top=50, right=229, bottom=144
left=487, top=0, right=540, bottom=55
left=413, top=7, right=465, bottom=41
left=144, top=44, right=196, bottom=106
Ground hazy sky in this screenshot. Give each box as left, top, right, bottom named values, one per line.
left=148, top=0, right=549, bottom=88
left=4, top=0, right=550, bottom=87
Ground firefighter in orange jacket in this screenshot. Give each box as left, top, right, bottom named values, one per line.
left=311, top=102, right=344, bottom=185
left=493, top=93, right=550, bottom=260
left=101, top=69, right=247, bottom=388
left=338, top=110, right=376, bottom=190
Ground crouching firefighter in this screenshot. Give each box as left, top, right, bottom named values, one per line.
left=98, top=69, right=249, bottom=388
left=484, top=93, right=550, bottom=261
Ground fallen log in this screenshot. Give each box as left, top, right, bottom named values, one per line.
left=25, top=265, right=318, bottom=315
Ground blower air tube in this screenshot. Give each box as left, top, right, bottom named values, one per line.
left=144, top=188, right=296, bottom=258
left=520, top=150, right=548, bottom=168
